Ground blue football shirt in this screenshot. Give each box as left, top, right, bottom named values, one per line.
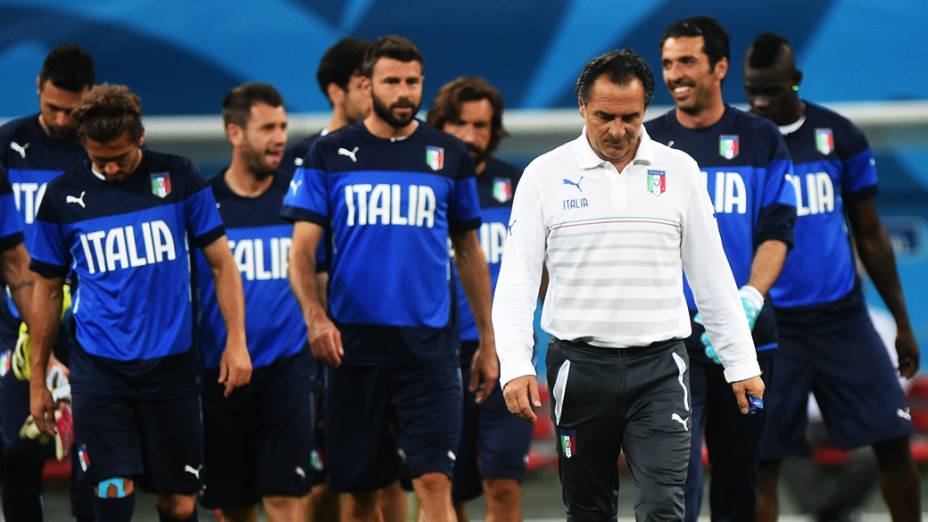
left=454, top=158, right=520, bottom=343
left=770, top=101, right=877, bottom=310
left=195, top=170, right=308, bottom=371
left=29, top=150, right=224, bottom=396
left=646, top=106, right=797, bottom=351
left=281, top=120, right=481, bottom=365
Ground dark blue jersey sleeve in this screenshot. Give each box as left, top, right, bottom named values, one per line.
left=448, top=154, right=481, bottom=232
left=183, top=163, right=225, bottom=247
left=29, top=193, right=69, bottom=277
left=280, top=141, right=329, bottom=226
left=839, top=123, right=878, bottom=201
left=0, top=167, right=23, bottom=252
left=756, top=127, right=797, bottom=249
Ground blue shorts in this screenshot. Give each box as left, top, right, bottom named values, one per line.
left=325, top=363, right=462, bottom=493
left=72, top=392, right=203, bottom=494
left=199, top=349, right=314, bottom=509
left=760, top=294, right=914, bottom=458
left=453, top=342, right=533, bottom=502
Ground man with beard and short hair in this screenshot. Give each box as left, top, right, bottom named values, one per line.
left=280, top=38, right=411, bottom=522
left=0, top=42, right=95, bottom=522
left=744, top=33, right=921, bottom=522
left=645, top=17, right=796, bottom=522
left=283, top=35, right=497, bottom=522
left=426, top=76, right=532, bottom=522
left=194, top=82, right=313, bottom=522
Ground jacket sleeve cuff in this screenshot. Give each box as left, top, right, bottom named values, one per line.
left=722, top=360, right=763, bottom=383
left=500, top=359, right=537, bottom=389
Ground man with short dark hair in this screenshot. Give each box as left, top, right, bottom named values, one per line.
left=284, top=35, right=497, bottom=522
left=744, top=32, right=921, bottom=522
left=645, top=16, right=797, bottom=522
left=195, top=82, right=312, bottom=522
left=427, top=76, right=531, bottom=522
left=495, top=48, right=765, bottom=522
left=27, top=84, right=252, bottom=522
left=0, top=42, right=95, bottom=522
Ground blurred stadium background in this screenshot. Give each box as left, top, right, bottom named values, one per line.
left=2, top=0, right=927, bottom=519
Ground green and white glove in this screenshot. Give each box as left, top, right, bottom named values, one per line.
left=694, top=285, right=764, bottom=366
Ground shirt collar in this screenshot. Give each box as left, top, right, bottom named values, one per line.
left=573, top=124, right=656, bottom=170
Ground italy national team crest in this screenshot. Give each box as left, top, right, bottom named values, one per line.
left=815, top=128, right=835, bottom=155
left=492, top=177, right=513, bottom=203
left=719, top=134, right=739, bottom=160
left=150, top=172, right=171, bottom=198
left=77, top=444, right=90, bottom=472
left=560, top=430, right=577, bottom=459
left=425, top=146, right=444, bottom=171
left=647, top=169, right=666, bottom=196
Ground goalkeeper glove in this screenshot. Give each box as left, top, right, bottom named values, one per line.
left=739, top=285, right=764, bottom=331
left=12, top=284, right=72, bottom=381
left=19, top=365, right=73, bottom=460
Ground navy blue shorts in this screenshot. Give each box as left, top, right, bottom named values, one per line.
left=760, top=297, right=914, bottom=458
left=453, top=342, right=533, bottom=503
left=307, top=362, right=327, bottom=486
left=325, top=363, right=462, bottom=493
left=72, top=392, right=203, bottom=494
left=199, top=349, right=314, bottom=509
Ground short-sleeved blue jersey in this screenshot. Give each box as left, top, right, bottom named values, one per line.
left=646, top=106, right=797, bottom=351
left=769, top=102, right=877, bottom=309
left=454, top=158, right=520, bottom=342
left=0, top=166, right=24, bottom=254
left=29, top=150, right=224, bottom=397
left=195, top=170, right=307, bottom=371
left=281, top=120, right=481, bottom=366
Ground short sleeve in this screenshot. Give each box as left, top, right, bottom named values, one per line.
left=183, top=164, right=225, bottom=248
left=448, top=155, right=481, bottom=232
left=0, top=166, right=23, bottom=252
left=29, top=195, right=69, bottom=278
left=840, top=123, right=878, bottom=200
left=280, top=143, right=329, bottom=226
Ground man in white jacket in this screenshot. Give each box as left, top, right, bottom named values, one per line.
left=492, top=49, right=765, bottom=521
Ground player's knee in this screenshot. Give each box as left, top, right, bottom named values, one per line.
left=155, top=493, right=197, bottom=520
left=873, top=436, right=914, bottom=474
left=94, top=477, right=135, bottom=499
left=412, top=472, right=451, bottom=499
left=483, top=478, right=519, bottom=506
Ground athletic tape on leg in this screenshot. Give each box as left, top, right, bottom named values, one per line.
left=97, top=477, right=129, bottom=498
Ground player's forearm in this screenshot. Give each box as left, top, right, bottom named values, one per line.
left=28, top=276, right=64, bottom=385
left=1, top=244, right=34, bottom=326
left=452, top=231, right=495, bottom=342
left=747, top=240, right=788, bottom=296
left=289, top=245, right=327, bottom=324
left=212, top=254, right=247, bottom=346
left=857, top=228, right=913, bottom=331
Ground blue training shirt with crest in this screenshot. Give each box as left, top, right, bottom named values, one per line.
left=281, top=120, right=482, bottom=366
left=646, top=106, right=797, bottom=351
left=454, top=157, right=520, bottom=343
left=29, top=150, right=224, bottom=397
left=195, top=169, right=311, bottom=371
left=769, top=101, right=877, bottom=311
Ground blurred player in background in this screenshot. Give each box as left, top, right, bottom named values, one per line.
left=744, top=32, right=921, bottom=522
left=427, top=76, right=532, bottom=522
left=0, top=42, right=95, bottom=522
left=27, top=84, right=251, bottom=522
left=284, top=35, right=497, bottom=522
left=195, top=82, right=311, bottom=521
left=646, top=16, right=796, bottom=522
